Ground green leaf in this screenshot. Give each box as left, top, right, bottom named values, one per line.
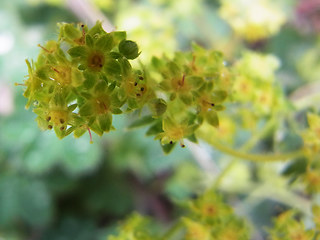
left=206, top=111, right=219, bottom=127
left=119, top=40, right=140, bottom=60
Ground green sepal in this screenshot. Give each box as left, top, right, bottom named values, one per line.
left=36, top=116, right=49, bottom=131
left=104, top=59, right=121, bottom=76
left=83, top=71, right=97, bottom=89
left=128, top=115, right=155, bottom=129
left=186, top=76, right=203, bottom=89
left=212, top=90, right=227, bottom=103
left=97, top=113, right=112, bottom=132
left=90, top=122, right=104, bottom=136
left=167, top=62, right=181, bottom=76
left=65, top=126, right=75, bottom=137
left=68, top=46, right=88, bottom=58
left=108, top=81, right=117, bottom=92
left=95, top=34, right=114, bottom=52
left=148, top=98, right=167, bottom=117
left=170, top=93, right=176, bottom=101
left=50, top=93, right=66, bottom=107
left=54, top=126, right=66, bottom=139
left=119, top=58, right=132, bottom=77
left=145, top=120, right=162, bottom=136
left=111, top=108, right=122, bottom=114
left=73, top=128, right=87, bottom=138
left=72, top=68, right=84, bottom=86
left=206, top=111, right=219, bottom=127
left=60, top=23, right=81, bottom=40
left=110, top=52, right=122, bottom=59
left=128, top=98, right=139, bottom=109
left=110, top=31, right=126, bottom=44
left=68, top=103, right=77, bottom=112
left=206, top=81, right=214, bottom=91
left=187, top=134, right=198, bottom=143
left=94, top=80, right=107, bottom=94
left=79, top=103, right=94, bottom=116
left=85, top=34, right=94, bottom=48
left=151, top=57, right=163, bottom=69
left=78, top=64, right=86, bottom=70
left=179, top=93, right=193, bottom=105
left=80, top=92, right=92, bottom=100
left=36, top=68, right=48, bottom=80
left=87, top=21, right=105, bottom=36
left=214, top=105, right=225, bottom=111
left=161, top=142, right=176, bottom=154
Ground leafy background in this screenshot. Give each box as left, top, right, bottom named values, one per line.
left=0, top=0, right=318, bottom=239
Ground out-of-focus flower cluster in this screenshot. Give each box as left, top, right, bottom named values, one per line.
left=232, top=51, right=283, bottom=119
left=219, top=0, right=286, bottom=42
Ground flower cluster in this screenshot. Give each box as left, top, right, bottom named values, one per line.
left=219, top=0, right=286, bottom=42
left=268, top=210, right=316, bottom=240
left=22, top=22, right=155, bottom=141
left=182, top=191, right=249, bottom=240
left=149, top=43, right=230, bottom=151
left=108, top=191, right=249, bottom=240
left=21, top=22, right=232, bottom=153
left=232, top=51, right=283, bottom=123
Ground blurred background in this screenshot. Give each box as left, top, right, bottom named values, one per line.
left=0, top=0, right=319, bottom=239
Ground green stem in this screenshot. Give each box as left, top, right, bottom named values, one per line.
left=209, top=140, right=302, bottom=162
left=162, top=221, right=183, bottom=240
left=212, top=118, right=277, bottom=189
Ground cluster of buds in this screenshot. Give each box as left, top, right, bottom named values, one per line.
left=21, top=22, right=232, bottom=152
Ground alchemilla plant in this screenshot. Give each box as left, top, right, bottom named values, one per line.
left=18, top=21, right=320, bottom=239
left=21, top=21, right=230, bottom=152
